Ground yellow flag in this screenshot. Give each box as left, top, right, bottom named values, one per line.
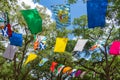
left=24, top=53, right=37, bottom=65
left=54, top=38, right=68, bottom=52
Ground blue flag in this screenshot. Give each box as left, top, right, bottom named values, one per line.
left=87, top=0, right=108, bottom=28
left=2, top=27, right=8, bottom=37
left=51, top=4, right=71, bottom=28
left=9, top=32, right=23, bottom=47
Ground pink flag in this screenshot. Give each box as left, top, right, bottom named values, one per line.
left=109, top=41, right=120, bottom=55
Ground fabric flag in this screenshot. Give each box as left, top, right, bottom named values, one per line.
left=51, top=4, right=71, bottom=28
left=2, top=26, right=8, bottom=37
left=89, top=44, right=98, bottom=50
left=0, top=18, right=4, bottom=29
left=62, top=66, right=72, bottom=74
left=38, top=36, right=47, bottom=42
left=39, top=58, right=48, bottom=66
left=50, top=62, right=58, bottom=72
left=7, top=24, right=12, bottom=37
left=80, top=71, right=87, bottom=79
left=73, top=39, right=88, bottom=51
left=39, top=42, right=46, bottom=50
left=70, top=69, right=77, bottom=78
left=3, top=44, right=18, bottom=60
left=9, top=32, right=23, bottom=47
left=55, top=64, right=65, bottom=76
left=87, top=0, right=108, bottom=28
left=34, top=40, right=39, bottom=50
left=21, top=9, right=42, bottom=34
left=109, top=41, right=120, bottom=55
left=75, top=70, right=82, bottom=77
left=24, top=53, right=37, bottom=65
left=54, top=38, right=68, bottom=52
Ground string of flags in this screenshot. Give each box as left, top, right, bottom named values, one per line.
left=50, top=62, right=86, bottom=78
left=0, top=1, right=119, bottom=79
left=50, top=0, right=108, bottom=28
left=0, top=12, right=23, bottom=60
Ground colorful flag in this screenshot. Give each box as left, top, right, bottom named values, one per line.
left=87, top=0, right=108, bottom=28
left=50, top=62, right=58, bottom=72
left=73, top=39, right=88, bottom=51
left=39, top=58, right=48, bottom=66
left=70, top=69, right=77, bottom=78
left=2, top=26, right=8, bottom=37
left=62, top=66, right=72, bottom=74
left=24, top=53, right=37, bottom=65
left=3, top=44, right=18, bottom=60
left=9, top=32, right=23, bottom=47
left=0, top=18, right=4, bottom=29
left=34, top=40, right=39, bottom=50
left=51, top=4, right=71, bottom=28
left=55, top=64, right=65, bottom=76
left=109, top=41, right=120, bottom=55
left=21, top=9, right=42, bottom=34
left=89, top=44, right=98, bottom=51
left=7, top=23, right=12, bottom=37
left=39, top=42, right=46, bottom=50
left=75, top=70, right=82, bottom=77
left=54, top=38, right=68, bottom=52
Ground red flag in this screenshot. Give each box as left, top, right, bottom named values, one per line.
left=50, top=62, right=58, bottom=72
left=7, top=23, right=12, bottom=37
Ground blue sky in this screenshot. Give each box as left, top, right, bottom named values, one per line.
left=40, top=0, right=87, bottom=22
left=40, top=0, right=87, bottom=39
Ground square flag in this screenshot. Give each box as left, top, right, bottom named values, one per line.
left=73, top=39, right=88, bottom=51
left=21, top=9, right=42, bottom=34
left=54, top=38, right=68, bottom=52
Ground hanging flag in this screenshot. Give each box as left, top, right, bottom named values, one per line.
left=0, top=18, right=4, bottom=29
left=21, top=9, right=42, bottom=34
left=3, top=44, right=18, bottom=60
left=39, top=58, right=48, bottom=66
left=39, top=42, right=46, bottom=50
left=62, top=66, right=72, bottom=74
left=34, top=35, right=47, bottom=50
left=70, top=69, right=77, bottom=78
left=9, top=32, right=23, bottom=47
left=54, top=38, right=68, bottom=52
left=87, top=0, right=108, bottom=28
left=55, top=64, right=65, bottom=76
left=34, top=40, right=39, bottom=50
left=73, top=39, right=88, bottom=51
left=109, top=41, right=120, bottom=55
left=89, top=44, right=98, bottom=51
left=2, top=26, right=8, bottom=37
left=51, top=4, right=71, bottom=28
left=50, top=62, right=58, bottom=72
left=24, top=53, right=37, bottom=65
left=7, top=23, right=12, bottom=37
left=75, top=70, right=82, bottom=77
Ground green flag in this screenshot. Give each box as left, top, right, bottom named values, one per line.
left=21, top=9, right=42, bottom=34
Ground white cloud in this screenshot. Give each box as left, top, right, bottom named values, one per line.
left=17, top=0, right=52, bottom=20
